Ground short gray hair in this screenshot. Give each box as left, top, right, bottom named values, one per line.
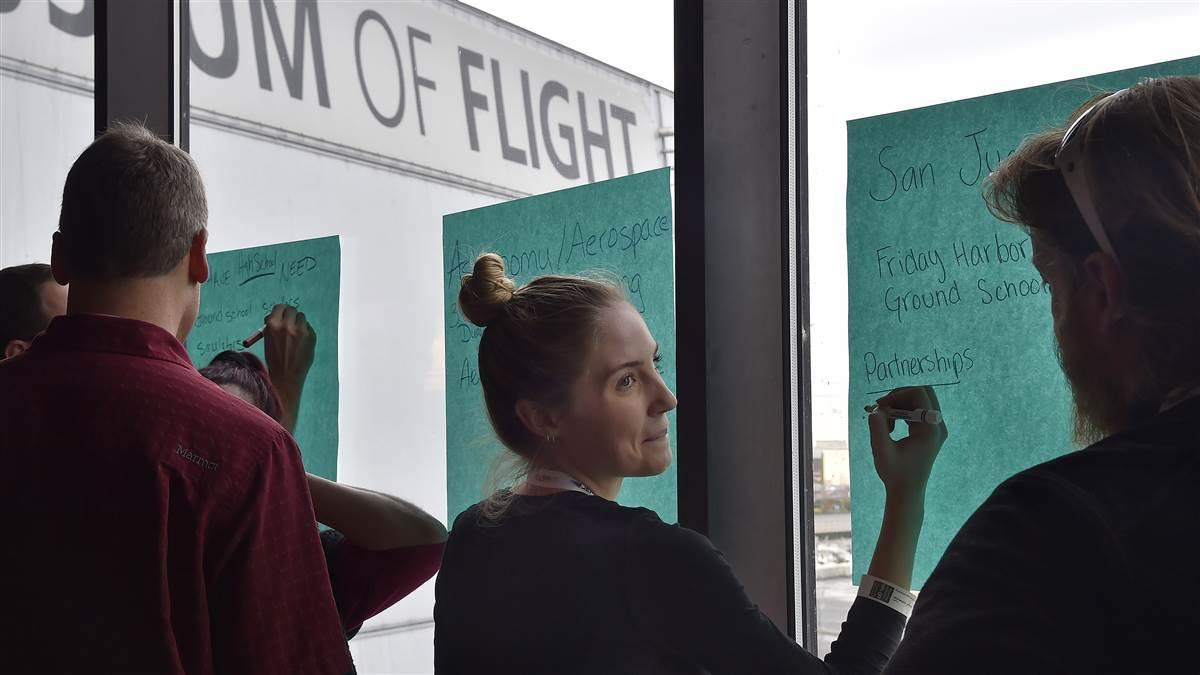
left=58, top=121, right=208, bottom=279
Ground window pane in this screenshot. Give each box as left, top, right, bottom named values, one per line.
left=0, top=0, right=94, bottom=267
left=187, top=2, right=672, bottom=670
left=806, top=0, right=1197, bottom=657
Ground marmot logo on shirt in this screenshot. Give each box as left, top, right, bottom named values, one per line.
left=176, top=445, right=219, bottom=472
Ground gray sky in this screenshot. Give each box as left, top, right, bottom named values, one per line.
left=462, top=0, right=675, bottom=89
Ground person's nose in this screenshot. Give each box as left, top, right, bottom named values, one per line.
left=653, top=371, right=678, bottom=415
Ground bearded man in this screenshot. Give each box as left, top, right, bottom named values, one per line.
left=884, top=75, right=1200, bottom=674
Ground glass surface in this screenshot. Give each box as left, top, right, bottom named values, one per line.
left=0, top=0, right=94, bottom=267
left=186, top=1, right=674, bottom=670
left=806, top=0, right=1198, bottom=657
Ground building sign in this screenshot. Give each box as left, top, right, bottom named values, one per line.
left=0, top=0, right=671, bottom=195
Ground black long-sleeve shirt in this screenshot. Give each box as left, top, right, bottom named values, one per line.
left=435, top=492, right=903, bottom=674
left=886, top=396, right=1200, bottom=674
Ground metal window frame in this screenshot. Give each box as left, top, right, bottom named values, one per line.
left=94, top=0, right=189, bottom=149
left=674, top=0, right=815, bottom=645
left=674, top=0, right=710, bottom=539
left=792, top=0, right=818, bottom=648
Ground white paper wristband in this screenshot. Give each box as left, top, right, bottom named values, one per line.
left=858, top=575, right=916, bottom=618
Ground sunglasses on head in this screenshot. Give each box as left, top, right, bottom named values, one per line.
left=1053, top=89, right=1128, bottom=264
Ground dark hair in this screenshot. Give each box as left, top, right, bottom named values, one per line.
left=459, top=253, right=625, bottom=518
left=199, top=351, right=282, bottom=422
left=0, top=263, right=56, bottom=349
left=985, top=75, right=1200, bottom=400
left=58, top=121, right=208, bottom=280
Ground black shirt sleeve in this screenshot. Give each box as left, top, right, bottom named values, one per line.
left=884, top=471, right=1121, bottom=675
left=624, top=514, right=904, bottom=675
left=320, top=529, right=361, bottom=640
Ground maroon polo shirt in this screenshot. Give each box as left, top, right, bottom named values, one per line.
left=0, top=314, right=354, bottom=675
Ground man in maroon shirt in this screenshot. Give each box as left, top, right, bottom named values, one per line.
left=3, top=276, right=449, bottom=646
left=0, top=123, right=354, bottom=674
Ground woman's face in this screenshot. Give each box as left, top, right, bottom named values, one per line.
left=552, top=302, right=678, bottom=479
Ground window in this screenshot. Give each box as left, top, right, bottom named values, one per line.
left=806, top=0, right=1198, bottom=656
left=0, top=0, right=94, bottom=267
left=187, top=1, right=672, bottom=669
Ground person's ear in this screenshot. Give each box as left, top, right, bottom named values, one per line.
left=1082, top=251, right=1124, bottom=334
left=515, top=399, right=561, bottom=442
left=4, top=339, right=31, bottom=360
left=50, top=232, right=71, bottom=285
left=188, top=229, right=210, bottom=284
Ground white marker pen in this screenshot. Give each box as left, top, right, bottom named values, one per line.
left=864, top=404, right=943, bottom=425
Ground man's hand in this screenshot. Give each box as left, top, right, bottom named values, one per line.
left=263, top=304, right=315, bottom=433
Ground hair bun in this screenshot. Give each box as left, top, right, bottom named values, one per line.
left=459, top=253, right=517, bottom=327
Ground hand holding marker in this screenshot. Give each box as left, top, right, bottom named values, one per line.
left=864, top=403, right=942, bottom=425
left=241, top=305, right=309, bottom=352
left=864, top=385, right=947, bottom=593
left=867, top=385, right=947, bottom=502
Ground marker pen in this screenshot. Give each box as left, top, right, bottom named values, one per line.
left=864, top=404, right=943, bottom=425
left=241, top=326, right=266, bottom=349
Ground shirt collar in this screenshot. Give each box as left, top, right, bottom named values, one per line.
left=31, top=314, right=195, bottom=370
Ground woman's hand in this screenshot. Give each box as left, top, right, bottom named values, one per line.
left=868, top=385, right=948, bottom=502
left=865, top=385, right=947, bottom=590
left=263, top=304, right=315, bottom=433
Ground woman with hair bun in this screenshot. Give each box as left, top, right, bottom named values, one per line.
left=434, top=254, right=944, bottom=674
